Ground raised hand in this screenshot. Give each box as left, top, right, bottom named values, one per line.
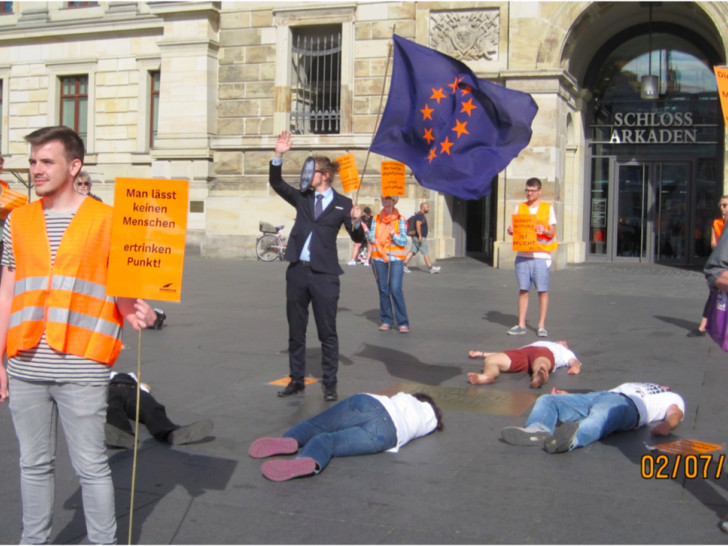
left=275, top=130, right=293, bottom=158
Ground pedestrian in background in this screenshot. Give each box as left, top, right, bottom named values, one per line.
left=688, top=194, right=728, bottom=337
left=403, top=201, right=440, bottom=274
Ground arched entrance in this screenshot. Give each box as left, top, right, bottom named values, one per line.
left=579, top=11, right=724, bottom=265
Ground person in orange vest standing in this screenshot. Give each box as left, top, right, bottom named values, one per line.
left=0, top=126, right=157, bottom=544
left=506, top=177, right=558, bottom=337
left=365, top=195, right=411, bottom=333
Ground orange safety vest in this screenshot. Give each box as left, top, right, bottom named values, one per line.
left=371, top=213, right=408, bottom=261
left=7, top=198, right=124, bottom=364
left=714, top=218, right=724, bottom=241
left=517, top=201, right=558, bottom=252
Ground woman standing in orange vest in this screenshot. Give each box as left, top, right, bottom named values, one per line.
left=688, top=195, right=728, bottom=337
left=365, top=195, right=410, bottom=333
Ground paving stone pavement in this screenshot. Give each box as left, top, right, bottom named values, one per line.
left=1, top=256, right=728, bottom=544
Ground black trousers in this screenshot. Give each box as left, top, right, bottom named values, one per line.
left=107, top=375, right=177, bottom=441
left=285, top=262, right=340, bottom=386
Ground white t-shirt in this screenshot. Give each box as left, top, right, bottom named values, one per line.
left=526, top=341, right=578, bottom=370
left=368, top=392, right=438, bottom=453
left=513, top=202, right=557, bottom=260
left=609, top=382, right=685, bottom=428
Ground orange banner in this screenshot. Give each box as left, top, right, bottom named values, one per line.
left=336, top=153, right=361, bottom=193
left=0, top=181, right=29, bottom=220
left=714, top=66, right=728, bottom=128
left=107, top=178, right=188, bottom=302
left=512, top=214, right=537, bottom=252
left=381, top=161, right=405, bottom=197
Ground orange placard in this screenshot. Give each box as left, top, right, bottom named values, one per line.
left=0, top=181, right=29, bottom=220
left=336, top=153, right=361, bottom=193
left=650, top=439, right=723, bottom=455
left=107, top=178, right=188, bottom=302
left=512, top=214, right=537, bottom=252
left=381, top=161, right=405, bottom=197
left=714, top=66, right=728, bottom=128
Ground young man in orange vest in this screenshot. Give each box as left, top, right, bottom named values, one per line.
left=506, top=177, right=557, bottom=337
left=0, top=126, right=157, bottom=544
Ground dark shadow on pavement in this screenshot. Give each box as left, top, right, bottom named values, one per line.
left=654, top=315, right=699, bottom=332
left=483, top=310, right=518, bottom=328
left=354, top=343, right=461, bottom=385
left=55, top=444, right=237, bottom=544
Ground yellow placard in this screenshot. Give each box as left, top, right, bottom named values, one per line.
left=0, top=181, right=29, bottom=220
left=336, top=153, right=361, bottom=193
left=107, top=178, right=188, bottom=302
left=381, top=161, right=405, bottom=197
left=651, top=439, right=723, bottom=455
left=715, top=66, right=728, bottom=128
left=512, top=213, right=537, bottom=252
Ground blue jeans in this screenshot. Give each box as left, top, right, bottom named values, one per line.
left=372, top=260, right=409, bottom=327
left=9, top=378, right=116, bottom=544
left=283, top=394, right=398, bottom=471
left=525, top=391, right=639, bottom=450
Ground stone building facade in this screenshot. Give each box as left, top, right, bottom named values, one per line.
left=1, top=1, right=727, bottom=268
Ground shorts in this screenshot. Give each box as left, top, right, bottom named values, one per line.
left=515, top=256, right=550, bottom=292
left=502, top=346, right=555, bottom=374
left=409, top=236, right=429, bottom=256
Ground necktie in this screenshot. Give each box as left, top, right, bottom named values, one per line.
left=315, top=194, right=323, bottom=219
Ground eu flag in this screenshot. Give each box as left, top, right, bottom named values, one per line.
left=370, top=34, right=538, bottom=200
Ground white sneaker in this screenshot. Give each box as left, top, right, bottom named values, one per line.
left=403, top=266, right=411, bottom=274
left=347, top=260, right=357, bottom=266
left=429, top=266, right=441, bottom=274
left=362, top=261, right=370, bottom=267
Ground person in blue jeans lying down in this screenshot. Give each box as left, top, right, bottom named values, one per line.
left=249, top=392, right=443, bottom=481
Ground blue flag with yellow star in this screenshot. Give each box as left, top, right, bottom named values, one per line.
left=370, top=34, right=538, bottom=200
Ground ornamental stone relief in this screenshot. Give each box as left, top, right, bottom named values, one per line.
left=430, top=10, right=500, bottom=61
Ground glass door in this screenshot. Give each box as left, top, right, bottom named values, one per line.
left=615, top=163, right=650, bottom=260
left=612, top=160, right=692, bottom=264
left=654, top=163, right=690, bottom=264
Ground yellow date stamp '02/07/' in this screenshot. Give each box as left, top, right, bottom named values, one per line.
left=641, top=453, right=725, bottom=480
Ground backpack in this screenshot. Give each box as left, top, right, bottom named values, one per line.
left=407, top=214, right=417, bottom=236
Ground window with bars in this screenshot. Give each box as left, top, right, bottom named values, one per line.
left=150, top=70, right=160, bottom=148
left=60, top=75, right=88, bottom=144
left=0, top=2, right=13, bottom=14
left=290, top=25, right=341, bottom=135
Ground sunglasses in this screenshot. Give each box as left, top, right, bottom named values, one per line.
left=77, top=182, right=90, bottom=186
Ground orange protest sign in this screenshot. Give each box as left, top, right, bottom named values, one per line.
left=107, top=178, right=188, bottom=302
left=512, top=214, right=537, bottom=252
left=714, top=66, right=728, bottom=128
left=650, top=439, right=723, bottom=455
left=0, top=181, right=29, bottom=220
left=336, top=153, right=360, bottom=193
left=381, top=161, right=405, bottom=197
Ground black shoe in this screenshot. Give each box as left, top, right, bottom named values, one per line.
left=544, top=422, right=579, bottom=454
left=687, top=329, right=707, bottom=337
left=323, top=384, right=338, bottom=402
left=278, top=381, right=305, bottom=397
left=105, top=423, right=136, bottom=450
left=168, top=419, right=214, bottom=445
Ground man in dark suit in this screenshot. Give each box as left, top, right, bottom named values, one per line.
left=271, top=131, right=362, bottom=401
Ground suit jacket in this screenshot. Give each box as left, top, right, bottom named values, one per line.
left=270, top=161, right=360, bottom=275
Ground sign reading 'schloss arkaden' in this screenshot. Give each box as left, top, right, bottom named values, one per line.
left=107, top=178, right=189, bottom=303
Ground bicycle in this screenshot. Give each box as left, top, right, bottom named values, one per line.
left=256, top=221, right=287, bottom=261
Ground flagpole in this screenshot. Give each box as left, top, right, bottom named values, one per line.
left=355, top=27, right=395, bottom=205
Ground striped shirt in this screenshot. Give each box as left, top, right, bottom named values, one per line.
left=2, top=207, right=111, bottom=384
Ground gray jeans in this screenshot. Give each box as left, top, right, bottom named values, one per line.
left=9, top=378, right=116, bottom=544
